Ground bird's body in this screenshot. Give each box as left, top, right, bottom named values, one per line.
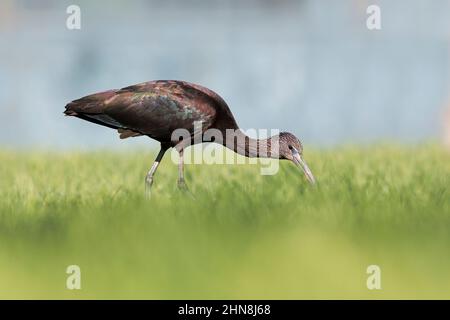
left=65, top=80, right=315, bottom=194
left=65, top=80, right=237, bottom=145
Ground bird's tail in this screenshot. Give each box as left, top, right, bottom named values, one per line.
left=64, top=90, right=117, bottom=116
left=64, top=90, right=124, bottom=130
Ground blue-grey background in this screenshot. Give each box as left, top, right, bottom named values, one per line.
left=1, top=0, right=450, bottom=149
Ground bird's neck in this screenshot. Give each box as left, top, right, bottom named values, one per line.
left=223, top=129, right=279, bottom=158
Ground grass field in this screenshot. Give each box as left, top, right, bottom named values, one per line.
left=0, top=144, right=449, bottom=299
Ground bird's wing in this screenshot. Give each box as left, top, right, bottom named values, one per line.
left=65, top=81, right=218, bottom=142
left=118, top=80, right=238, bottom=131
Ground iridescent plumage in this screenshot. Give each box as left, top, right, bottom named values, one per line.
left=65, top=80, right=315, bottom=194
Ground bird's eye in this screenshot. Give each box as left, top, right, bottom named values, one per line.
left=288, top=145, right=293, bottom=150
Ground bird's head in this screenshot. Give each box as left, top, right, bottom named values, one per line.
left=278, top=132, right=316, bottom=184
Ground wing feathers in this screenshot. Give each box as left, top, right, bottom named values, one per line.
left=117, top=128, right=142, bottom=139
left=83, top=114, right=124, bottom=129
left=64, top=81, right=228, bottom=141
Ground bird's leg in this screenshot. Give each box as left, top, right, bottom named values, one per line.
left=177, top=148, right=187, bottom=189
left=177, top=148, right=192, bottom=194
left=145, top=162, right=159, bottom=196
left=145, top=145, right=168, bottom=197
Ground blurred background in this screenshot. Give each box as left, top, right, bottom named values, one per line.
left=0, top=0, right=449, bottom=149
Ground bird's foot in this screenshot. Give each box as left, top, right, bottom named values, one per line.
left=177, top=179, right=195, bottom=199
left=177, top=178, right=189, bottom=191
left=145, top=176, right=154, bottom=198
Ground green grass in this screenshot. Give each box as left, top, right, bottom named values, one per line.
left=0, top=144, right=449, bottom=299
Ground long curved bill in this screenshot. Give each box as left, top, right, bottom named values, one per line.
left=292, top=150, right=316, bottom=184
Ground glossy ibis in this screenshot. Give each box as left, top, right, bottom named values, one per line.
left=64, top=80, right=315, bottom=194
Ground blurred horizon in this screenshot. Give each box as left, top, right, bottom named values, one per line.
left=1, top=0, right=450, bottom=149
